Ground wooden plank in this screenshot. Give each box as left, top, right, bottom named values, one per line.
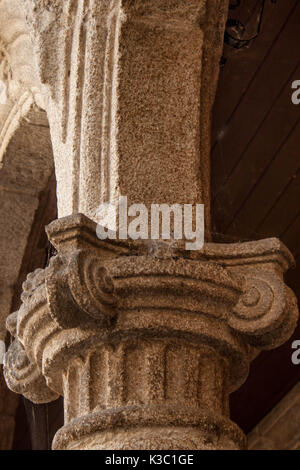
left=212, top=1, right=300, bottom=195
left=254, top=172, right=300, bottom=245
left=231, top=323, right=300, bottom=434
left=225, top=114, right=300, bottom=238
left=212, top=0, right=297, bottom=144
left=281, top=213, right=300, bottom=256
left=285, top=263, right=300, bottom=302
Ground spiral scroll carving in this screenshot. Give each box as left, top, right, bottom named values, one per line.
left=4, top=339, right=58, bottom=404
left=67, top=250, right=117, bottom=321
left=45, top=251, right=117, bottom=329
left=230, top=272, right=299, bottom=348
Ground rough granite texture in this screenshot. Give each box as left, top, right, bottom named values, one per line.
left=21, top=0, right=229, bottom=232
left=248, top=382, right=300, bottom=450
left=0, top=0, right=54, bottom=446
left=4, top=215, right=298, bottom=450
left=0, top=0, right=299, bottom=451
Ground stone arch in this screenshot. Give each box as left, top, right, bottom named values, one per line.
left=0, top=106, right=55, bottom=341
left=0, top=0, right=56, bottom=448
left=0, top=105, right=56, bottom=449
left=0, top=0, right=45, bottom=108
left=0, top=102, right=56, bottom=451
left=0, top=0, right=54, bottom=344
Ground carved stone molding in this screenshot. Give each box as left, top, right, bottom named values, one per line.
left=0, top=107, right=53, bottom=345
left=5, top=308, right=58, bottom=404
left=1, top=0, right=298, bottom=451
left=248, top=382, right=300, bottom=450
left=0, top=1, right=55, bottom=443
left=0, top=0, right=44, bottom=106
left=4, top=338, right=59, bottom=405
left=4, top=214, right=298, bottom=450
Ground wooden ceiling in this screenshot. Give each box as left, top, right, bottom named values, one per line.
left=211, top=0, right=300, bottom=433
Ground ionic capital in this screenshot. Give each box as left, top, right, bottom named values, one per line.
left=4, top=215, right=298, bottom=450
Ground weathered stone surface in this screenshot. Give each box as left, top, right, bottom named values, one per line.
left=0, top=0, right=298, bottom=451
left=3, top=215, right=298, bottom=449
left=4, top=305, right=58, bottom=404
left=248, top=382, right=300, bottom=450
left=0, top=0, right=45, bottom=111
left=0, top=2, right=54, bottom=445
left=0, top=108, right=54, bottom=344
left=21, top=0, right=229, bottom=232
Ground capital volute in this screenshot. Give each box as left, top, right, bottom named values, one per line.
left=2, top=215, right=298, bottom=450
left=44, top=215, right=298, bottom=351
left=3, top=215, right=299, bottom=406
left=4, top=310, right=58, bottom=404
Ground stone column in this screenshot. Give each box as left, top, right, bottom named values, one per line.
left=3, top=0, right=299, bottom=450
left=4, top=217, right=298, bottom=450
left=23, top=0, right=228, bottom=229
